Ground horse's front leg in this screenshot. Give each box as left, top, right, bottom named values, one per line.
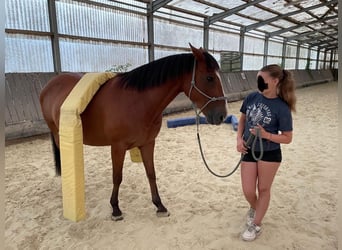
left=110, top=145, right=126, bottom=221
left=140, top=141, right=170, bottom=217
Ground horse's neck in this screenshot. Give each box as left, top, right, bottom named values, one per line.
left=145, top=80, right=187, bottom=116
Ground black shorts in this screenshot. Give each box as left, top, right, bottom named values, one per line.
left=241, top=148, right=282, bottom=163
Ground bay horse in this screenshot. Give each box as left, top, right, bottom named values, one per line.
left=39, top=44, right=227, bottom=220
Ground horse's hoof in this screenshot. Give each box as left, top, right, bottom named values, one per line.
left=157, top=211, right=170, bottom=217
left=111, top=215, right=124, bottom=221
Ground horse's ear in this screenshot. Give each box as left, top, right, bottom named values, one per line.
left=189, top=43, right=204, bottom=61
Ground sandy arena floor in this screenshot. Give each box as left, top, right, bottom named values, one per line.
left=5, top=82, right=338, bottom=249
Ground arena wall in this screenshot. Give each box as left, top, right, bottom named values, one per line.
left=5, top=69, right=334, bottom=140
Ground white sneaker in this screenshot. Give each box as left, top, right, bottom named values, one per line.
left=241, top=223, right=262, bottom=241
left=246, top=207, right=255, bottom=226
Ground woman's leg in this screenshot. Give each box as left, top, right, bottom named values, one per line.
left=253, top=161, right=280, bottom=226
left=240, top=161, right=258, bottom=209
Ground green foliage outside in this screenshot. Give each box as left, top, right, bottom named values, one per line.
left=106, top=63, right=132, bottom=73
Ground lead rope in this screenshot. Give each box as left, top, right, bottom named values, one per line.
left=196, top=123, right=264, bottom=178
left=250, top=127, right=264, bottom=161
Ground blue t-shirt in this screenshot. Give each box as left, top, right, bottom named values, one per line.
left=240, top=92, right=293, bottom=151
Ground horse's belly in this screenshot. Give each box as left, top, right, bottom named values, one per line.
left=82, top=119, right=162, bottom=148
left=80, top=115, right=111, bottom=146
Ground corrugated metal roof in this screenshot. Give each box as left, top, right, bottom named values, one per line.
left=137, top=0, right=337, bottom=50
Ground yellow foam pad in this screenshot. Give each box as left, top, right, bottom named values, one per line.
left=59, top=72, right=115, bottom=221
left=129, top=147, right=143, bottom=163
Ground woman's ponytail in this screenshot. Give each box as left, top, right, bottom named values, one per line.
left=278, top=69, right=296, bottom=112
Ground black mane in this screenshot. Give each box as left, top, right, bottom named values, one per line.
left=117, top=52, right=219, bottom=91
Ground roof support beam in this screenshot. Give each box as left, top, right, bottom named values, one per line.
left=245, top=0, right=338, bottom=32
left=150, top=0, right=172, bottom=12
left=269, top=15, right=337, bottom=37
left=309, top=38, right=337, bottom=47
left=287, top=26, right=337, bottom=40
left=319, top=45, right=337, bottom=51
left=320, top=2, right=337, bottom=18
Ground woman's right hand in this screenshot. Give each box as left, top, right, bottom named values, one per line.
left=237, top=137, right=248, bottom=154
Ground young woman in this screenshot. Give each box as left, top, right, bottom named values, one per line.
left=236, top=64, right=296, bottom=241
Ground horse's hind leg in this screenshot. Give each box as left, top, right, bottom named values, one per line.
left=140, top=141, right=169, bottom=217
left=110, top=146, right=126, bottom=221
left=50, top=132, right=61, bottom=176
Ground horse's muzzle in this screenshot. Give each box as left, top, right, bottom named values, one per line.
left=206, top=109, right=227, bottom=125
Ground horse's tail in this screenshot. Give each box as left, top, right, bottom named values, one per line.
left=51, top=133, right=61, bottom=176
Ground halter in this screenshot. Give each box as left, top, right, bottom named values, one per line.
left=188, top=59, right=263, bottom=178
left=188, top=59, right=228, bottom=116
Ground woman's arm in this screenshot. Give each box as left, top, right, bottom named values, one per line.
left=236, top=113, right=248, bottom=153
left=252, top=124, right=293, bottom=144
left=237, top=113, right=246, bottom=140
left=268, top=131, right=292, bottom=144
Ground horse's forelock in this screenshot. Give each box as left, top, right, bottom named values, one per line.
left=203, top=52, right=220, bottom=71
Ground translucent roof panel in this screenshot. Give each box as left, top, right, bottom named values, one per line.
left=169, top=0, right=222, bottom=16
left=142, top=0, right=338, bottom=50
left=324, top=18, right=338, bottom=25
left=207, top=0, right=247, bottom=9
left=238, top=6, right=277, bottom=20
left=309, top=6, right=331, bottom=16
left=309, top=22, right=337, bottom=30
left=258, top=0, right=300, bottom=14
left=300, top=0, right=326, bottom=8
left=257, top=24, right=283, bottom=33
left=280, top=31, right=299, bottom=38
left=214, top=21, right=241, bottom=32
left=290, top=12, right=317, bottom=22
left=224, top=14, right=257, bottom=26
left=271, top=19, right=298, bottom=29
left=292, top=26, right=315, bottom=34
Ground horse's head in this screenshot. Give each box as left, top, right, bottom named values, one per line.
left=187, top=44, right=227, bottom=125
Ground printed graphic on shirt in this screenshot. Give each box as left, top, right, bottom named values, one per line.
left=246, top=103, right=272, bottom=127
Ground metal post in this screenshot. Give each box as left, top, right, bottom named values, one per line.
left=323, top=49, right=327, bottom=69
left=203, top=18, right=209, bottom=50
left=306, top=47, right=311, bottom=70
left=281, top=38, right=287, bottom=68
left=316, top=48, right=320, bottom=69
left=263, top=34, right=269, bottom=66
left=47, top=0, right=61, bottom=73
left=329, top=50, right=334, bottom=69
left=295, top=42, right=301, bottom=69
left=147, top=3, right=154, bottom=62
left=239, top=27, right=245, bottom=70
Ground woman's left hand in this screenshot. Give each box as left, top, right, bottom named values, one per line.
left=249, top=124, right=269, bottom=139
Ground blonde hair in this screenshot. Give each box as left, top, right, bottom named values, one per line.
left=260, top=64, right=297, bottom=112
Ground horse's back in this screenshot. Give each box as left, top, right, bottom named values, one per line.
left=40, top=73, right=84, bottom=133
left=40, top=73, right=84, bottom=102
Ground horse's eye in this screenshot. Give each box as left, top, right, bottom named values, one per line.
left=207, top=76, right=214, bottom=82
